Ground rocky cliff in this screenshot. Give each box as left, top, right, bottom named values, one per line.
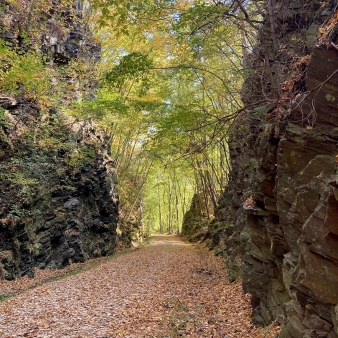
left=0, top=0, right=118, bottom=279
left=213, top=1, right=338, bottom=337
left=181, top=193, right=210, bottom=238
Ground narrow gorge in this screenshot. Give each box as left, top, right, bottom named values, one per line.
left=1, top=1, right=338, bottom=337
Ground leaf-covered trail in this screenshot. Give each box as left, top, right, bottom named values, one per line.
left=0, top=235, right=261, bottom=337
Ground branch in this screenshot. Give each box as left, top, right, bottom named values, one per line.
left=184, top=99, right=270, bottom=132
left=149, top=64, right=242, bottom=107
left=232, top=0, right=262, bottom=30
left=267, top=0, right=279, bottom=55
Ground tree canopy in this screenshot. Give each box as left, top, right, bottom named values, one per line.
left=72, top=0, right=258, bottom=235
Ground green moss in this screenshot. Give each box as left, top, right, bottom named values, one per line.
left=0, top=107, right=8, bottom=126
left=325, top=93, right=336, bottom=102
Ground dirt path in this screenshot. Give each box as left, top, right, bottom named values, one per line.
left=0, top=235, right=261, bottom=337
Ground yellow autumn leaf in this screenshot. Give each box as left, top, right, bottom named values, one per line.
left=306, top=125, right=313, bottom=130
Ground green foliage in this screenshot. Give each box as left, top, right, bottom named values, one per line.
left=0, top=3, right=6, bottom=13
left=7, top=205, right=25, bottom=219
left=66, top=145, right=97, bottom=168
left=0, top=40, right=53, bottom=105
left=174, top=1, right=231, bottom=37
left=142, top=164, right=195, bottom=234
left=250, top=105, right=268, bottom=118
left=68, top=91, right=129, bottom=120
left=244, top=158, right=258, bottom=172
left=86, top=0, right=250, bottom=234
left=0, top=107, right=8, bottom=127
left=105, top=52, right=153, bottom=92
left=0, top=107, right=13, bottom=150
left=90, top=0, right=176, bottom=31
left=0, top=154, right=51, bottom=202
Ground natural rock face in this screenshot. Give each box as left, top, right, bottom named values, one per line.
left=275, top=46, right=338, bottom=338
left=181, top=193, right=209, bottom=238
left=0, top=1, right=118, bottom=279
left=214, top=1, right=338, bottom=337
left=0, top=110, right=118, bottom=279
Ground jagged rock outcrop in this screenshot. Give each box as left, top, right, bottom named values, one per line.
left=0, top=109, right=118, bottom=279
left=213, top=1, right=338, bottom=337
left=0, top=1, right=118, bottom=279
left=116, top=198, right=144, bottom=249
left=181, top=193, right=209, bottom=238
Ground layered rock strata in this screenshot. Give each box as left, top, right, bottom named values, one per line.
left=214, top=1, right=338, bottom=337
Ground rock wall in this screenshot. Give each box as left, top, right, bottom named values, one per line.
left=214, top=1, right=338, bottom=337
left=181, top=193, right=209, bottom=238
left=0, top=0, right=118, bottom=279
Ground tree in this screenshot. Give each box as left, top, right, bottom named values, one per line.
left=82, top=0, right=257, bottom=233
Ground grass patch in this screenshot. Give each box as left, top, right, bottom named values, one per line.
left=0, top=292, right=14, bottom=302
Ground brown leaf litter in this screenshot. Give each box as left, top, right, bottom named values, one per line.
left=0, top=235, right=279, bottom=337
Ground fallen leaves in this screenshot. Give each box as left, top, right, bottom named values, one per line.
left=0, top=235, right=272, bottom=337
left=243, top=197, right=256, bottom=210
left=0, top=255, right=122, bottom=301
left=317, top=10, right=338, bottom=48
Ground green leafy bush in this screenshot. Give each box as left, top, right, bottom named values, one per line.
left=0, top=40, right=54, bottom=106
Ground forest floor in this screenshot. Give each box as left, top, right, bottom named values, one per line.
left=0, top=235, right=279, bottom=337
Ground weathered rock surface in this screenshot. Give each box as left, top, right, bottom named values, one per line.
left=213, top=1, right=338, bottom=337
left=0, top=114, right=118, bottom=279
left=0, top=1, right=118, bottom=279
left=181, top=193, right=210, bottom=238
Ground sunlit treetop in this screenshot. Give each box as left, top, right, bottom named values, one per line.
left=84, top=0, right=262, bottom=171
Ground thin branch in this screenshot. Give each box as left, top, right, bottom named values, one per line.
left=184, top=99, right=270, bottom=132
left=232, top=0, right=261, bottom=30
left=149, top=65, right=242, bottom=107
